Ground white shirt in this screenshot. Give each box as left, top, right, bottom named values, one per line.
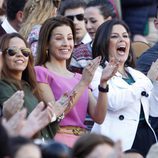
left=1, top=18, right=17, bottom=33
left=91, top=66, right=158, bottom=150
left=81, top=32, right=91, bottom=44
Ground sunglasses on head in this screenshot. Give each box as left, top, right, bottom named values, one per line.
left=5, top=47, right=31, bottom=57
left=52, top=0, right=61, bottom=8
left=66, top=14, right=84, bottom=21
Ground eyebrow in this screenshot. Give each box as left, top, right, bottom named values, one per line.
left=111, top=32, right=128, bottom=35
left=53, top=33, right=73, bottom=36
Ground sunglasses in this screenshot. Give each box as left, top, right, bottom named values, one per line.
left=52, top=0, right=61, bottom=8
left=5, top=47, right=31, bottom=57
left=66, top=14, right=84, bottom=21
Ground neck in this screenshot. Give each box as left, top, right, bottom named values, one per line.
left=8, top=19, right=19, bottom=31
left=75, top=36, right=83, bottom=45
left=10, top=71, right=22, bottom=80
left=46, top=59, right=68, bottom=74
left=118, top=63, right=126, bottom=74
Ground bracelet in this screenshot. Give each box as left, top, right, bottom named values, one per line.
left=98, top=84, right=109, bottom=93
left=51, top=113, right=57, bottom=122
left=57, top=113, right=65, bottom=122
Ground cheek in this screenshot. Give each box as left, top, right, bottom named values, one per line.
left=108, top=42, right=116, bottom=57
left=25, top=58, right=29, bottom=65
left=70, top=41, right=74, bottom=48
left=94, top=23, right=100, bottom=30
left=5, top=57, right=13, bottom=68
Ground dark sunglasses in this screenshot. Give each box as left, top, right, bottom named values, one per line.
left=52, top=0, right=60, bottom=8
left=66, top=14, right=84, bottom=21
left=5, top=47, right=31, bottom=57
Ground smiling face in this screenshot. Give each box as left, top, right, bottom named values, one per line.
left=108, top=24, right=130, bottom=65
left=48, top=25, right=74, bottom=61
left=4, top=37, right=29, bottom=78
left=84, top=6, right=111, bottom=41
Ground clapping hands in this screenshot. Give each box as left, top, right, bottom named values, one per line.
left=48, top=90, right=77, bottom=119
left=3, top=90, right=24, bottom=120
left=81, top=56, right=101, bottom=86
left=147, top=59, right=158, bottom=82
left=100, top=58, right=119, bottom=84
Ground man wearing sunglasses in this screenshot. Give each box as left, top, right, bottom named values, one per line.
left=0, top=0, right=26, bottom=37
left=58, top=0, right=91, bottom=47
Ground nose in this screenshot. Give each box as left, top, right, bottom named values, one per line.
left=62, top=38, right=69, bottom=46
left=86, top=21, right=92, bottom=30
left=16, top=50, right=23, bottom=57
left=73, top=17, right=79, bottom=24
left=118, top=35, right=124, bottom=42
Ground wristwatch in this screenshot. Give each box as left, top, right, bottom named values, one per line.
left=98, top=84, right=109, bottom=93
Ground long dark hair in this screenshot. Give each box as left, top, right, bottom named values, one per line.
left=92, top=19, right=136, bottom=68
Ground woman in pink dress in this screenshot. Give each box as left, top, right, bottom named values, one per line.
left=35, top=16, right=118, bottom=147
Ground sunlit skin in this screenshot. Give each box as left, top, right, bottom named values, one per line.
left=108, top=24, right=130, bottom=73
left=48, top=25, right=74, bottom=66
left=84, top=6, right=111, bottom=41
left=4, top=37, right=29, bottom=80
left=15, top=144, right=41, bottom=158
left=64, top=7, right=87, bottom=44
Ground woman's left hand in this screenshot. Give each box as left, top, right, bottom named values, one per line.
left=100, top=58, right=119, bottom=84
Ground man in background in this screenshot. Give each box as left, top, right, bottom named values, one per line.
left=0, top=0, right=26, bottom=37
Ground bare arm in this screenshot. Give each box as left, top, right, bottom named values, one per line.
left=88, top=59, right=119, bottom=124
left=36, top=57, right=102, bottom=116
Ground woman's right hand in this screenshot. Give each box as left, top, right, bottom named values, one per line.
left=3, top=91, right=24, bottom=120
left=48, top=90, right=77, bottom=117
left=81, top=56, right=101, bottom=86
left=147, top=59, right=158, bottom=81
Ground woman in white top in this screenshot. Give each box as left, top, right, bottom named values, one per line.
left=91, top=19, right=158, bottom=157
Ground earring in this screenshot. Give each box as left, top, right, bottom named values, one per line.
left=46, top=49, right=48, bottom=56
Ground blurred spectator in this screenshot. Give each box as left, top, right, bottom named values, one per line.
left=70, top=0, right=116, bottom=74
left=109, top=0, right=121, bottom=18
left=136, top=17, right=158, bottom=75
left=10, top=136, right=41, bottom=158
left=58, top=0, right=91, bottom=47
left=72, top=133, right=122, bottom=158
left=0, top=0, right=27, bottom=37
left=19, top=0, right=60, bottom=58
left=0, top=123, right=12, bottom=158
left=41, top=140, right=72, bottom=158
left=121, top=0, right=158, bottom=46
left=0, top=0, right=6, bottom=23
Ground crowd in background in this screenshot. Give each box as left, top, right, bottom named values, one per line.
left=1, top=0, right=158, bottom=158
